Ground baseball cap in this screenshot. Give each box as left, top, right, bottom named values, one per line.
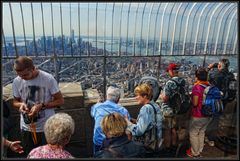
left=166, top=63, right=179, bottom=72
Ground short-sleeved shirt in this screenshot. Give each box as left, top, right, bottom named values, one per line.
left=191, top=84, right=206, bottom=118
left=91, top=100, right=130, bottom=146
left=12, top=70, right=60, bottom=132
left=27, top=145, right=74, bottom=159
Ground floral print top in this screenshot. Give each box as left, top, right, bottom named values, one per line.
left=27, top=144, right=74, bottom=159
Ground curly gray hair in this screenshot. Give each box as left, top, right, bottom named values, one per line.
left=44, top=113, right=75, bottom=146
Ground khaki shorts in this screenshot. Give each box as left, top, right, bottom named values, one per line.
left=163, top=116, right=177, bottom=129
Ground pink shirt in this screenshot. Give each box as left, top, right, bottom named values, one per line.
left=27, top=145, right=74, bottom=159
left=191, top=84, right=206, bottom=118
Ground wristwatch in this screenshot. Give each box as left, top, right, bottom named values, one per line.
left=41, top=103, right=46, bottom=110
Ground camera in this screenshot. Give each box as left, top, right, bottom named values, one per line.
left=22, top=100, right=40, bottom=124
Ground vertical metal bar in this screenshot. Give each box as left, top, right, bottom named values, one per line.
left=87, top=3, right=90, bottom=56
left=203, top=3, right=222, bottom=55
left=2, top=29, right=8, bottom=57
left=132, top=3, right=139, bottom=56
left=111, top=3, right=115, bottom=55
left=9, top=3, right=18, bottom=57
left=126, top=3, right=131, bottom=55
left=193, top=3, right=210, bottom=55
left=153, top=3, right=161, bottom=56
left=103, top=3, right=107, bottom=100
left=78, top=3, right=81, bottom=56
left=20, top=3, right=28, bottom=56
left=51, top=3, right=56, bottom=57
left=60, top=3, right=64, bottom=56
left=146, top=3, right=154, bottom=56
left=199, top=4, right=215, bottom=55
left=220, top=7, right=236, bottom=53
left=209, top=4, right=227, bottom=54
left=223, top=10, right=237, bottom=54
left=182, top=3, right=196, bottom=55
left=41, top=3, right=47, bottom=56
left=139, top=3, right=147, bottom=56
left=70, top=3, right=73, bottom=56
left=170, top=3, right=182, bottom=55
left=118, top=3, right=123, bottom=56
left=51, top=3, right=58, bottom=82
left=165, top=3, right=176, bottom=55
left=177, top=3, right=190, bottom=55
left=213, top=4, right=234, bottom=55
left=188, top=4, right=202, bottom=53
left=31, top=3, right=38, bottom=56
left=158, top=3, right=168, bottom=55
left=95, top=3, right=98, bottom=55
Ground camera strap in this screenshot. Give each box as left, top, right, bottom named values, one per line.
left=30, top=118, right=38, bottom=145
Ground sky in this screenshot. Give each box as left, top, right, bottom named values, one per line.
left=2, top=2, right=238, bottom=44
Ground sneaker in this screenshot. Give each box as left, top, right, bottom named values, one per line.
left=208, top=141, right=215, bottom=147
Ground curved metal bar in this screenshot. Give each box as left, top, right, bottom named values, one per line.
left=118, top=3, right=123, bottom=56
left=193, top=3, right=209, bottom=55
left=209, top=4, right=228, bottom=54
left=170, top=3, right=182, bottom=55
left=153, top=3, right=161, bottom=56
left=158, top=3, right=169, bottom=55
left=41, top=3, right=47, bottom=56
left=31, top=3, right=37, bottom=56
left=132, top=3, right=140, bottom=56
left=188, top=4, right=203, bottom=53
left=220, top=6, right=236, bottom=53
left=213, top=4, right=234, bottom=55
left=111, top=3, right=115, bottom=55
left=20, top=3, right=28, bottom=56
left=146, top=3, right=154, bottom=56
left=177, top=3, right=189, bottom=55
left=230, top=22, right=237, bottom=54
left=165, top=3, right=176, bottom=55
left=203, top=3, right=223, bottom=55
left=126, top=3, right=131, bottom=55
left=233, top=25, right=238, bottom=55
left=223, top=10, right=237, bottom=54
left=9, top=3, right=18, bottom=57
left=139, top=3, right=147, bottom=56
left=182, top=3, right=196, bottom=55
left=2, top=29, right=8, bottom=57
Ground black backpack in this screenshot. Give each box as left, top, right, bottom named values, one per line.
left=139, top=76, right=162, bottom=102
left=222, top=71, right=237, bottom=102
left=169, top=79, right=191, bottom=115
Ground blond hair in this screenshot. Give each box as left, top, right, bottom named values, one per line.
left=14, top=56, right=34, bottom=72
left=101, top=113, right=127, bottom=138
left=134, top=83, right=153, bottom=100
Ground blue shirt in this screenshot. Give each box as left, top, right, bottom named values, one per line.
left=91, top=100, right=130, bottom=146
left=128, top=100, right=162, bottom=140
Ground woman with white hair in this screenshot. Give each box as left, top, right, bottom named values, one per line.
left=27, top=113, right=75, bottom=158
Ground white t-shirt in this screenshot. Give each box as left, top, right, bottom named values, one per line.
left=12, top=70, right=60, bottom=132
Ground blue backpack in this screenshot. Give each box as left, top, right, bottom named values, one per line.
left=200, top=84, right=224, bottom=117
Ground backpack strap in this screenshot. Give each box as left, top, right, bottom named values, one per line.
left=171, top=78, right=180, bottom=87
left=147, top=102, right=158, bottom=146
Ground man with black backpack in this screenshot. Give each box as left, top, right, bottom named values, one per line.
left=207, top=58, right=236, bottom=106
left=160, top=63, right=191, bottom=156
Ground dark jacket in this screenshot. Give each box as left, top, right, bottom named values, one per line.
left=94, top=134, right=146, bottom=158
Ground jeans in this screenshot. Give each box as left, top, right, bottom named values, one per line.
left=93, top=143, right=103, bottom=156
